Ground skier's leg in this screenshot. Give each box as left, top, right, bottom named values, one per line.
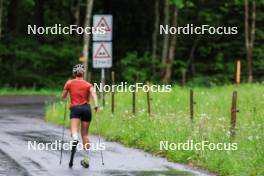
left=80, top=121, right=90, bottom=168
left=81, top=121, right=91, bottom=149
left=70, top=118, right=80, bottom=139
left=69, top=118, right=80, bottom=168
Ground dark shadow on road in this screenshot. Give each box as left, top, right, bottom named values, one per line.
left=0, top=149, right=31, bottom=176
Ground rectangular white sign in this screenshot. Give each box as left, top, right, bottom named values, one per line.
left=93, top=42, right=112, bottom=68
left=93, top=15, right=112, bottom=41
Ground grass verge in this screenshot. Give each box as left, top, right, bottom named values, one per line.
left=0, top=88, right=60, bottom=96
left=45, top=84, right=264, bottom=176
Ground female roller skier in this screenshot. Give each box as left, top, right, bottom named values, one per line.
left=62, top=64, right=98, bottom=168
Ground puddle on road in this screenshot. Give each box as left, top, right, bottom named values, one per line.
left=0, top=149, right=31, bottom=176
left=8, top=130, right=60, bottom=144
left=7, top=130, right=81, bottom=156
left=0, top=104, right=44, bottom=119
left=8, top=130, right=95, bottom=160
left=0, top=118, right=17, bottom=124
left=23, top=157, right=48, bottom=174
left=102, top=170, right=193, bottom=176
left=7, top=130, right=64, bottom=154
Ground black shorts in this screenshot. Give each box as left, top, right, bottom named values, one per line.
left=70, top=104, right=92, bottom=122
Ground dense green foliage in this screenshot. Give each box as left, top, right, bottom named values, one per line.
left=0, top=0, right=264, bottom=88
left=0, top=37, right=81, bottom=88
left=46, top=84, right=264, bottom=175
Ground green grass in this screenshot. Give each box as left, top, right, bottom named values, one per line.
left=45, top=84, right=264, bottom=176
left=0, top=88, right=60, bottom=96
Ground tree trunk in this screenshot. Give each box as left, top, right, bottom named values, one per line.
left=7, top=0, right=18, bottom=34
left=161, top=0, right=170, bottom=68
left=245, top=0, right=249, bottom=81
left=187, top=35, right=202, bottom=76
left=244, top=0, right=256, bottom=83
left=74, top=0, right=81, bottom=27
left=34, top=0, right=45, bottom=42
left=249, top=0, right=256, bottom=82
left=0, top=0, right=3, bottom=39
left=83, top=0, right=94, bottom=81
left=70, top=0, right=81, bottom=37
left=162, top=6, right=178, bottom=83
left=151, top=0, right=159, bottom=75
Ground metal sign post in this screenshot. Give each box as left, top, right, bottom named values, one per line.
left=101, top=68, right=105, bottom=108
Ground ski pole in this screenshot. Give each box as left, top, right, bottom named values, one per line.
left=59, top=100, right=67, bottom=165
left=94, top=107, right=104, bottom=165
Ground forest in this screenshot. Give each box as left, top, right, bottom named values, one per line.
left=0, top=0, right=263, bottom=88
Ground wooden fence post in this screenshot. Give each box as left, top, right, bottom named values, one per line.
left=88, top=72, right=92, bottom=83
left=111, top=71, right=115, bottom=114
left=190, top=89, right=194, bottom=121
left=236, top=60, right=241, bottom=85
left=230, top=91, right=238, bottom=138
left=181, top=69, right=186, bottom=86
left=146, top=81, right=151, bottom=115
left=132, top=87, right=136, bottom=114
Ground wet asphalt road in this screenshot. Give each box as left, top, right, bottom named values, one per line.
left=0, top=96, right=214, bottom=176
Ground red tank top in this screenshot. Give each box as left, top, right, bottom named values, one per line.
left=63, top=78, right=93, bottom=107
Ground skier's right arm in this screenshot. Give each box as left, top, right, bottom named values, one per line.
left=61, top=90, right=68, bottom=99
left=61, top=80, right=70, bottom=100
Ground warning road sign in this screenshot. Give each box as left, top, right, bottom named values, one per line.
left=93, top=15, right=112, bottom=41
left=94, top=43, right=111, bottom=59
left=95, top=17, right=111, bottom=31
left=93, top=42, right=112, bottom=68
